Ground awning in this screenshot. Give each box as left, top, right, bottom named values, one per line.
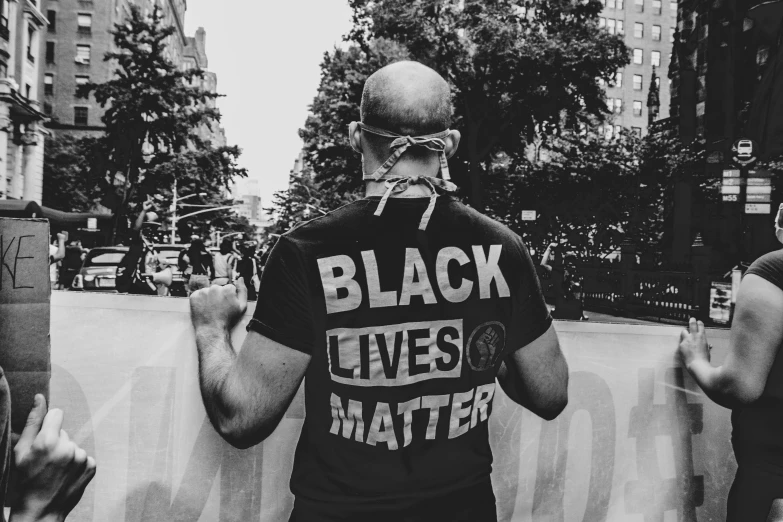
left=0, top=200, right=113, bottom=224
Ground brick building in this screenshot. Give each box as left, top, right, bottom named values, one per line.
left=0, top=0, right=48, bottom=202
left=39, top=0, right=186, bottom=133
left=599, top=0, right=678, bottom=137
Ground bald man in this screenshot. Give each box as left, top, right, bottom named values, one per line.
left=190, top=61, right=569, bottom=521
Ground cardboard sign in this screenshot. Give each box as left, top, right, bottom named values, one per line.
left=50, top=292, right=735, bottom=522
left=0, top=218, right=51, bottom=434
left=745, top=203, right=771, bottom=214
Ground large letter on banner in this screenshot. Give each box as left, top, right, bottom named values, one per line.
left=625, top=368, right=704, bottom=522
left=124, top=367, right=265, bottom=522
left=533, top=371, right=616, bottom=522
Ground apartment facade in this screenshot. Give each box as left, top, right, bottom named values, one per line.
left=599, top=0, right=677, bottom=137
left=0, top=0, right=48, bottom=202
left=39, top=0, right=186, bottom=133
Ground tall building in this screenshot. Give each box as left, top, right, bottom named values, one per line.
left=0, top=0, right=48, bottom=202
left=39, top=0, right=186, bottom=134
left=600, top=0, right=678, bottom=137
left=182, top=27, right=225, bottom=147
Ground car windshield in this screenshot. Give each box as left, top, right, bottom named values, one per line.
left=84, top=251, right=126, bottom=266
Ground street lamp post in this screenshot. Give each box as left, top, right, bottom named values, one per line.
left=169, top=178, right=207, bottom=244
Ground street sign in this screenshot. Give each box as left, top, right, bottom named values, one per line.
left=746, top=203, right=772, bottom=214
left=731, top=138, right=759, bottom=166
left=748, top=168, right=772, bottom=178
left=722, top=169, right=741, bottom=177
left=87, top=218, right=97, bottom=230
left=747, top=185, right=773, bottom=194
left=747, top=177, right=772, bottom=186
left=722, top=178, right=743, bottom=186
left=746, top=193, right=771, bottom=202
left=521, top=210, right=537, bottom=221
left=721, top=185, right=741, bottom=195
left=722, top=194, right=739, bottom=202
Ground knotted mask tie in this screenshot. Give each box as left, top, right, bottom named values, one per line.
left=355, top=122, right=457, bottom=230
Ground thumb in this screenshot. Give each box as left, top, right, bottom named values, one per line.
left=235, top=277, right=248, bottom=311
left=17, top=394, right=46, bottom=451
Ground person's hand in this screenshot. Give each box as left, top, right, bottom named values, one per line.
left=677, top=317, right=711, bottom=370
left=56, top=232, right=68, bottom=243
left=548, top=242, right=557, bottom=249
left=142, top=199, right=154, bottom=212
left=10, top=395, right=96, bottom=522
left=190, top=278, right=248, bottom=332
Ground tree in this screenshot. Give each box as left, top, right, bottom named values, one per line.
left=42, top=134, right=102, bottom=212
left=81, top=4, right=228, bottom=238
left=345, top=0, right=629, bottom=209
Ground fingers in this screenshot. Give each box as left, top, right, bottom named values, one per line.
left=697, top=320, right=705, bottom=335
left=679, top=328, right=687, bottom=342
left=38, top=409, right=65, bottom=450
left=689, top=317, right=697, bottom=334
left=234, top=278, right=248, bottom=310
left=17, top=394, right=47, bottom=452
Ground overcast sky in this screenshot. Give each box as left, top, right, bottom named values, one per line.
left=184, top=0, right=354, bottom=206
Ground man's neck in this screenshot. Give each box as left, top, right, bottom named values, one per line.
left=362, top=157, right=441, bottom=198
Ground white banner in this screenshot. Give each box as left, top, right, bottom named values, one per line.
left=50, top=292, right=734, bottom=521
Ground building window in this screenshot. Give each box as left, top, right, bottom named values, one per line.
left=607, top=19, right=616, bottom=34
left=25, top=84, right=31, bottom=99
left=635, top=0, right=644, bottom=12
left=598, top=77, right=606, bottom=87
left=46, top=41, right=55, bottom=63
left=74, top=107, right=88, bottom=126
left=614, top=125, right=622, bottom=136
left=652, top=25, right=661, bottom=40
left=652, top=0, right=662, bottom=13
left=604, top=124, right=614, bottom=139
left=76, top=44, right=90, bottom=64
left=77, top=14, right=92, bottom=34
left=634, top=22, right=644, bottom=38
left=27, top=25, right=35, bottom=62
left=43, top=102, right=52, bottom=115
left=633, top=48, right=643, bottom=64
left=44, top=73, right=53, bottom=95
left=47, top=10, right=56, bottom=32
left=617, top=20, right=624, bottom=34
left=607, top=98, right=614, bottom=112
left=607, top=0, right=616, bottom=7
left=670, top=27, right=675, bottom=42
left=632, top=126, right=642, bottom=137
left=614, top=99, right=623, bottom=113
left=633, top=74, right=643, bottom=90
left=654, top=76, right=661, bottom=88
left=615, top=71, right=623, bottom=87
left=599, top=17, right=606, bottom=28
left=651, top=50, right=661, bottom=66
left=633, top=100, right=643, bottom=116
left=670, top=0, right=677, bottom=11
left=75, top=75, right=89, bottom=98
left=618, top=0, right=624, bottom=8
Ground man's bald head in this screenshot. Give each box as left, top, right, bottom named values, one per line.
left=361, top=61, right=452, bottom=136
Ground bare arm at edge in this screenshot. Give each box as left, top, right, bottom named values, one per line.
left=496, top=323, right=569, bottom=420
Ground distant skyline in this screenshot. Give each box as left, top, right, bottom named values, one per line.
left=184, top=0, right=354, bottom=205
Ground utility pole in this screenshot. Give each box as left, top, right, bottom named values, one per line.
left=170, top=179, right=177, bottom=245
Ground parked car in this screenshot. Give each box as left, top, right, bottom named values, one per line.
left=153, top=244, right=187, bottom=296
left=71, top=247, right=129, bottom=292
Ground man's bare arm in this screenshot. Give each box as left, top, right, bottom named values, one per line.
left=191, top=280, right=310, bottom=448
left=680, top=275, right=783, bottom=408
left=496, top=324, right=569, bottom=420
left=196, top=328, right=310, bottom=448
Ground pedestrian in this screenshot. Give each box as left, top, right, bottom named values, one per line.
left=189, top=61, right=568, bottom=521
left=235, top=243, right=259, bottom=301
left=179, top=236, right=213, bottom=296
left=58, top=238, right=85, bottom=290
left=678, top=205, right=783, bottom=521
left=116, top=200, right=160, bottom=296
left=212, top=238, right=237, bottom=286
left=49, top=231, right=67, bottom=291
left=540, top=243, right=588, bottom=320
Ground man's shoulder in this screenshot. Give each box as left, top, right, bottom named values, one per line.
left=441, top=198, right=523, bottom=244
left=284, top=200, right=370, bottom=242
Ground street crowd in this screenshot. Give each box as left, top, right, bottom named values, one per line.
left=47, top=200, right=272, bottom=300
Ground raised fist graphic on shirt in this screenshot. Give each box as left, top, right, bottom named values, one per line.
left=475, top=327, right=500, bottom=369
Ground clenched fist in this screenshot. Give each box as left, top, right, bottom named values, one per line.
left=190, top=278, right=248, bottom=332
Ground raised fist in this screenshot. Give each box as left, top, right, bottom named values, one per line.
left=475, top=327, right=500, bottom=368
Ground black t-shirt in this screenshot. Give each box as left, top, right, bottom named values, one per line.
left=732, top=249, right=783, bottom=460
left=249, top=196, right=552, bottom=517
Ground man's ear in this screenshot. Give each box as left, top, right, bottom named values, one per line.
left=348, top=121, right=362, bottom=154
left=445, top=129, right=461, bottom=159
